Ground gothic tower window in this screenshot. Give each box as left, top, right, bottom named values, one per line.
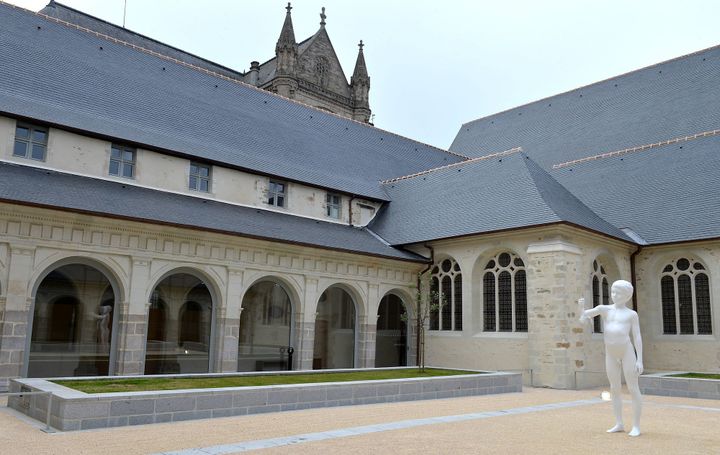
left=314, top=56, right=329, bottom=88
left=483, top=252, right=527, bottom=332
left=590, top=260, right=610, bottom=333
left=660, top=258, right=713, bottom=335
left=429, top=258, right=462, bottom=331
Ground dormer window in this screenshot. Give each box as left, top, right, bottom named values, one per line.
left=189, top=162, right=211, bottom=192
left=326, top=193, right=341, bottom=219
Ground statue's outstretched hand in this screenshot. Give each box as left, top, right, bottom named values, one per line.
left=635, top=360, right=644, bottom=375
left=578, top=298, right=589, bottom=323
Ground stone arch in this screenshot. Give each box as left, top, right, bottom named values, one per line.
left=240, top=273, right=302, bottom=317
left=314, top=281, right=367, bottom=321
left=26, top=257, right=123, bottom=378
left=237, top=275, right=298, bottom=372
left=313, top=283, right=360, bottom=369
left=375, top=289, right=412, bottom=367
left=146, top=264, right=224, bottom=308
left=144, top=267, right=220, bottom=374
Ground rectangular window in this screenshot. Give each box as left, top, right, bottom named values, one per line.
left=189, top=162, right=211, bottom=192
left=326, top=193, right=341, bottom=219
left=267, top=179, right=287, bottom=208
left=13, top=123, right=48, bottom=161
left=109, top=144, right=136, bottom=178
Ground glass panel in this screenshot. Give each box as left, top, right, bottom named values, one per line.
left=276, top=196, right=285, bottom=207
left=199, top=166, right=209, bottom=177
left=498, top=271, right=512, bottom=331
left=693, top=262, right=705, bottom=270
left=313, top=287, right=355, bottom=369
left=454, top=274, right=463, bottom=331
left=441, top=260, right=451, bottom=273
left=123, top=150, right=135, bottom=162
left=375, top=294, right=407, bottom=367
left=441, top=276, right=451, bottom=330
left=676, top=258, right=690, bottom=271
left=485, top=260, right=495, bottom=270
left=483, top=272, right=495, bottom=331
left=15, top=126, right=30, bottom=138
left=122, top=164, right=134, bottom=178
left=677, top=275, right=693, bottom=334
left=144, top=274, right=212, bottom=374
left=515, top=270, right=527, bottom=332
left=238, top=282, right=293, bottom=371
left=13, top=140, right=27, bottom=157
left=29, top=264, right=115, bottom=378
left=200, top=179, right=209, bottom=192
left=111, top=147, right=122, bottom=159
left=31, top=144, right=46, bottom=160
left=189, top=175, right=197, bottom=190
left=695, top=273, right=712, bottom=334
left=592, top=276, right=601, bottom=333
left=267, top=195, right=275, bottom=206
left=109, top=160, right=120, bottom=175
left=514, top=257, right=524, bottom=267
left=662, top=264, right=673, bottom=273
left=602, top=278, right=609, bottom=306
left=660, top=276, right=676, bottom=334
left=429, top=277, right=439, bottom=330
left=498, top=253, right=511, bottom=267
left=190, top=164, right=198, bottom=175
left=593, top=260, right=598, bottom=271
left=32, top=129, right=47, bottom=143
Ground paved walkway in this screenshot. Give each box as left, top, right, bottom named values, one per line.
left=1, top=388, right=719, bottom=454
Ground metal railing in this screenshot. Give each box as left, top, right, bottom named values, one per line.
left=1, top=391, right=53, bottom=432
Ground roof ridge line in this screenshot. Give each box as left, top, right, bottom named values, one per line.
left=14, top=1, right=465, bottom=161
left=459, top=43, right=720, bottom=129
left=552, top=128, right=720, bottom=169
left=381, top=147, right=522, bottom=184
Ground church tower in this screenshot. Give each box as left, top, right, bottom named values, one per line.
left=245, top=3, right=372, bottom=123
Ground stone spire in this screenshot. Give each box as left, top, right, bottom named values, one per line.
left=350, top=40, right=371, bottom=122
left=275, top=2, right=298, bottom=77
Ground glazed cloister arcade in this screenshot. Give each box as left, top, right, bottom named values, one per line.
left=23, top=261, right=412, bottom=379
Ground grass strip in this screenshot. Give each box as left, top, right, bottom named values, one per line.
left=53, top=368, right=479, bottom=393
left=668, top=372, right=720, bottom=380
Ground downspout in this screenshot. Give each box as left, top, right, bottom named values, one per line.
left=630, top=245, right=642, bottom=311
left=417, top=243, right=434, bottom=367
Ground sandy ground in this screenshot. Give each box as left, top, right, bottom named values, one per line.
left=0, top=388, right=718, bottom=454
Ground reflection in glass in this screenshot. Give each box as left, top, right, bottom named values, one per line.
left=313, top=287, right=355, bottom=369
left=29, top=264, right=115, bottom=378
left=238, top=281, right=292, bottom=371
left=144, top=274, right=212, bottom=374
left=375, top=294, right=407, bottom=367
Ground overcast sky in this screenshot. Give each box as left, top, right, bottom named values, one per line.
left=7, top=0, right=720, bottom=149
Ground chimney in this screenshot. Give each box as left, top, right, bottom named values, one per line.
left=248, top=61, right=260, bottom=86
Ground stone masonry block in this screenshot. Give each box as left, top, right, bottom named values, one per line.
left=110, top=399, right=155, bottom=416
left=196, top=394, right=234, bottom=410
left=155, top=396, right=196, bottom=413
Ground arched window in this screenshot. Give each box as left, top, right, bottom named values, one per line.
left=660, top=258, right=712, bottom=335
left=483, top=252, right=527, bottom=332
left=376, top=294, right=408, bottom=367
left=314, top=56, right=329, bottom=88
left=590, top=260, right=610, bottom=333
left=313, top=287, right=356, bottom=369
left=429, top=258, right=462, bottom=331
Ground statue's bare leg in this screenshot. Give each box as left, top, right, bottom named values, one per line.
left=605, top=351, right=624, bottom=433
left=622, top=347, right=642, bottom=436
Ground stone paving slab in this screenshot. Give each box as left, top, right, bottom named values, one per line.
left=1, top=388, right=719, bottom=454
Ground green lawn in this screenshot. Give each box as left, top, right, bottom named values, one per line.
left=669, top=372, right=720, bottom=380
left=54, top=368, right=478, bottom=393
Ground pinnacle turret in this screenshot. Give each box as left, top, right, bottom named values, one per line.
left=275, top=2, right=298, bottom=77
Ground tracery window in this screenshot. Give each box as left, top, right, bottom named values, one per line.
left=429, top=258, right=462, bottom=331
left=314, top=56, right=329, bottom=88
left=660, top=258, right=712, bottom=335
left=590, top=260, right=610, bottom=333
left=483, top=252, right=527, bottom=332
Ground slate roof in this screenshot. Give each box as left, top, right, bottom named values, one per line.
left=369, top=151, right=633, bottom=245
left=0, top=3, right=462, bottom=202
left=40, top=1, right=246, bottom=80
left=449, top=44, right=720, bottom=245
left=0, top=162, right=423, bottom=262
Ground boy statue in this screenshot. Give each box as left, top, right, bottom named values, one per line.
left=579, top=279, right=643, bottom=437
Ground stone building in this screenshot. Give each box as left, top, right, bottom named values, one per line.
left=0, top=2, right=718, bottom=391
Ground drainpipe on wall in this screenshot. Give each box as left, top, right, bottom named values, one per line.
left=417, top=243, right=434, bottom=367
left=630, top=245, right=643, bottom=311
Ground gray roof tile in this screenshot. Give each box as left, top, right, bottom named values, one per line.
left=0, top=162, right=423, bottom=262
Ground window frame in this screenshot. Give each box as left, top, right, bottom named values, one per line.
left=189, top=162, right=212, bottom=193
left=13, top=123, right=48, bottom=162
left=482, top=252, right=527, bottom=333
left=267, top=179, right=287, bottom=208
left=659, top=257, right=713, bottom=336
left=325, top=193, right=341, bottom=219
left=109, top=144, right=136, bottom=179
left=590, top=260, right=610, bottom=334
left=429, top=258, right=463, bottom=332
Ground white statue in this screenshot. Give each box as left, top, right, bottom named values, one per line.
left=579, top=279, right=643, bottom=437
left=93, top=305, right=113, bottom=347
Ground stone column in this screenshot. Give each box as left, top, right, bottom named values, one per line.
left=296, top=277, right=319, bottom=371
left=358, top=321, right=376, bottom=368
left=215, top=269, right=243, bottom=373
left=0, top=246, right=35, bottom=388
left=114, top=258, right=151, bottom=376
left=526, top=239, right=586, bottom=389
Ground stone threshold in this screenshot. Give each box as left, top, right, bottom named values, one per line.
left=8, top=367, right=522, bottom=431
